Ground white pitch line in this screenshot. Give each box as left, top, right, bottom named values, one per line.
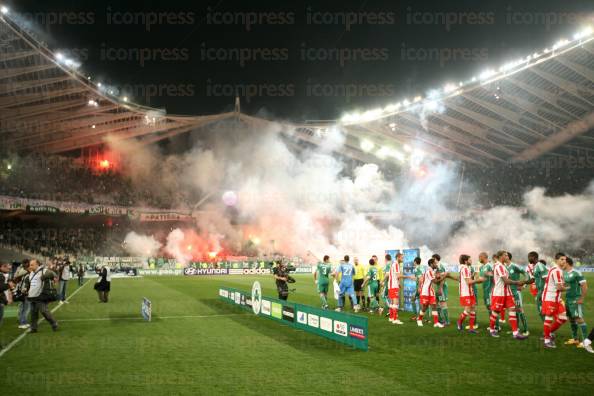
left=0, top=278, right=92, bottom=359
left=58, top=313, right=249, bottom=322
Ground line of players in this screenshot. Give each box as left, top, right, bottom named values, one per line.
left=314, top=250, right=590, bottom=351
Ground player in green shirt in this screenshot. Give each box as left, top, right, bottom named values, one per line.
left=563, top=257, right=589, bottom=347
left=413, top=257, right=423, bottom=320
left=314, top=255, right=332, bottom=309
left=433, top=254, right=457, bottom=325
left=470, top=265, right=478, bottom=300
left=506, top=252, right=529, bottom=335
left=526, top=252, right=548, bottom=321
left=362, top=258, right=381, bottom=313
left=478, top=252, right=493, bottom=311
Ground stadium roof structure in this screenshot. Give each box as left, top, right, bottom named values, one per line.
left=340, top=27, right=594, bottom=165
left=1, top=7, right=594, bottom=166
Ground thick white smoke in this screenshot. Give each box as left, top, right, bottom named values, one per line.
left=444, top=183, right=594, bottom=263
left=123, top=232, right=162, bottom=257
left=112, top=121, right=593, bottom=266
left=164, top=228, right=193, bottom=264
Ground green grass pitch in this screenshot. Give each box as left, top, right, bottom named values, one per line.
left=1, top=274, right=593, bottom=395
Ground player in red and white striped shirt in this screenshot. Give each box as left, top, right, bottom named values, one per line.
left=384, top=253, right=413, bottom=325
left=417, top=258, right=443, bottom=328
left=456, top=254, right=481, bottom=333
left=542, top=252, right=569, bottom=348
left=488, top=251, right=527, bottom=339
left=492, top=253, right=505, bottom=324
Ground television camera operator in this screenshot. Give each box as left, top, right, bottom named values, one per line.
left=272, top=261, right=296, bottom=300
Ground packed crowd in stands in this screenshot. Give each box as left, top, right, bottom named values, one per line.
left=0, top=153, right=184, bottom=208
left=0, top=152, right=534, bottom=210
left=0, top=221, right=125, bottom=259
left=0, top=153, right=529, bottom=211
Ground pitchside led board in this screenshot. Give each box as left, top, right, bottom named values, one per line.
left=385, top=248, right=420, bottom=313
left=219, top=282, right=369, bottom=351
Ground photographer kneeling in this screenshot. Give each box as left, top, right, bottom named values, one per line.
left=27, top=259, right=59, bottom=333
left=272, top=261, right=296, bottom=301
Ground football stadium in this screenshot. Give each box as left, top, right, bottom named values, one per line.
left=1, top=1, right=594, bottom=395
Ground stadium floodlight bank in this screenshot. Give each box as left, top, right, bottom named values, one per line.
left=219, top=281, right=369, bottom=351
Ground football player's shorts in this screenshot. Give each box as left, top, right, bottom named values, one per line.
left=436, top=285, right=448, bottom=302
left=512, top=291, right=523, bottom=309
left=460, top=295, right=477, bottom=307
left=317, top=282, right=329, bottom=294
left=542, top=300, right=566, bottom=317
left=367, top=283, right=379, bottom=298
left=420, top=295, right=436, bottom=305
left=339, top=283, right=354, bottom=296
left=388, top=288, right=399, bottom=300
left=354, top=279, right=364, bottom=292
left=566, top=301, right=583, bottom=319
left=491, top=294, right=515, bottom=312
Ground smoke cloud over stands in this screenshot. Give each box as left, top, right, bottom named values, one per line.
left=446, top=183, right=594, bottom=262
left=111, top=122, right=594, bottom=265
left=123, top=232, right=162, bottom=257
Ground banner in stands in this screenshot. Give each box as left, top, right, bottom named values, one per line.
left=26, top=205, right=59, bottom=214
left=87, top=206, right=129, bottom=216
left=0, top=195, right=127, bottom=215
left=219, top=282, right=368, bottom=351
left=0, top=196, right=23, bottom=210
left=138, top=212, right=194, bottom=222
left=385, top=248, right=420, bottom=313
left=0, top=195, right=192, bottom=221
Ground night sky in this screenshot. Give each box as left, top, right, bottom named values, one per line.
left=5, top=0, right=594, bottom=196
left=8, top=0, right=594, bottom=120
